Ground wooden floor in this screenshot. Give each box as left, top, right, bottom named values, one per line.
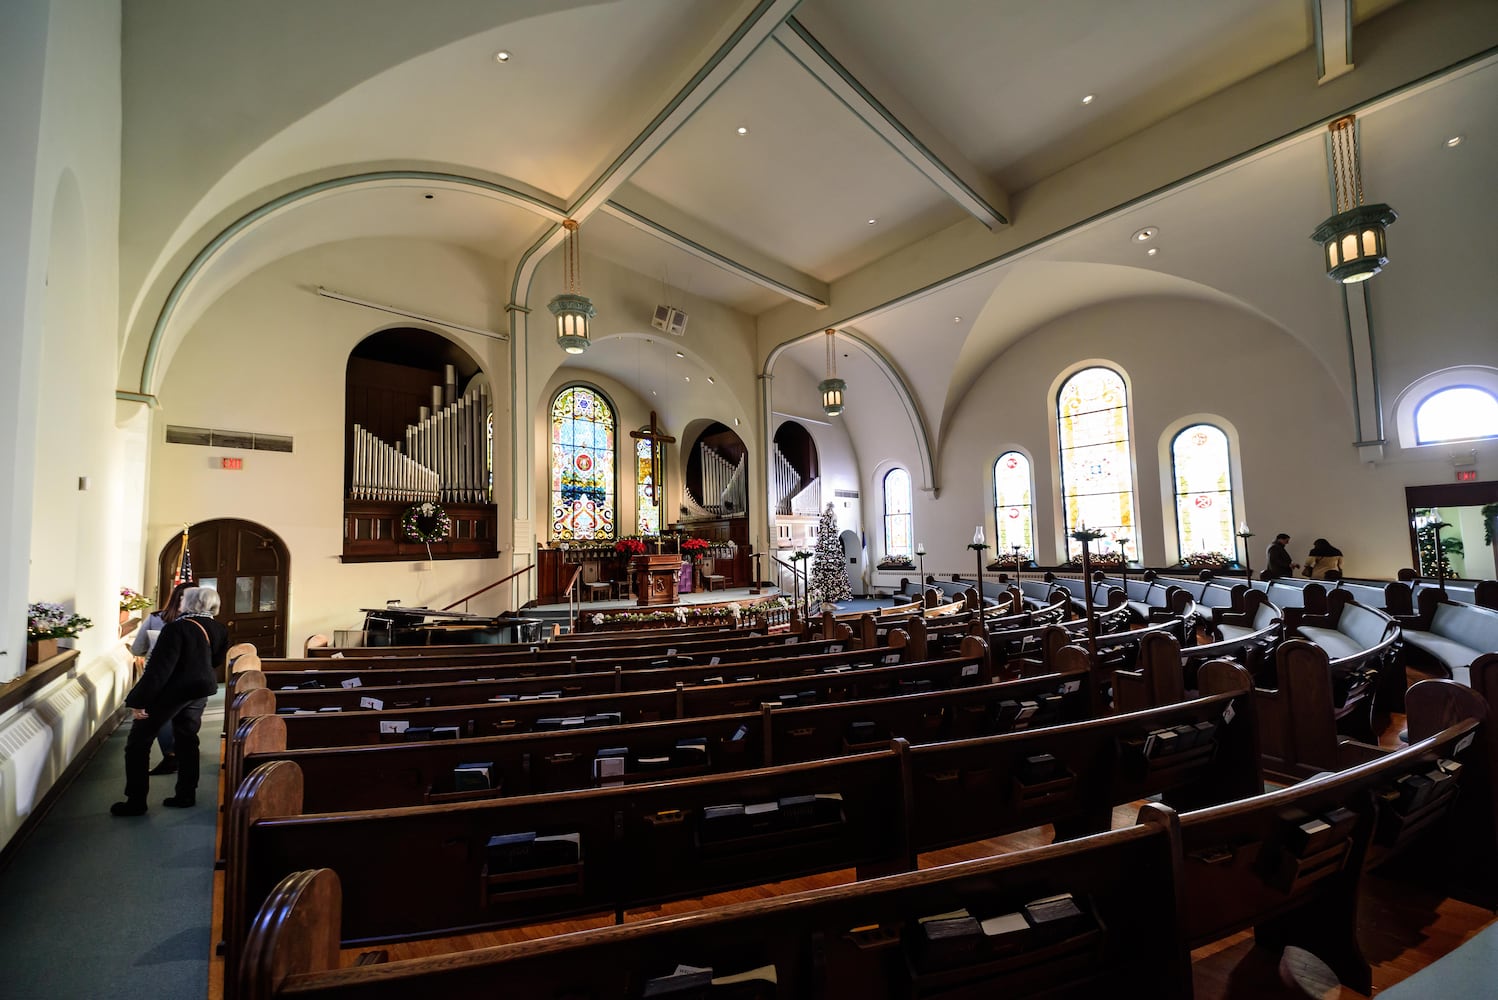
left=207, top=705, right=1497, bottom=999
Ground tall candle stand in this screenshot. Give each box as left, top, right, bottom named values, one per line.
left=915, top=542, right=927, bottom=587
left=1115, top=536, right=1130, bottom=593
left=1011, top=543, right=1023, bottom=598
left=969, top=538, right=990, bottom=611
left=1071, top=527, right=1107, bottom=663
left=1236, top=524, right=1255, bottom=584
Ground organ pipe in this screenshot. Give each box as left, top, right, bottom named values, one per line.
left=349, top=384, right=491, bottom=504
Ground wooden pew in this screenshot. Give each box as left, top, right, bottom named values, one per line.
left=1161, top=681, right=1488, bottom=993
left=225, top=666, right=1257, bottom=989
left=236, top=816, right=1190, bottom=1000
left=237, top=663, right=1093, bottom=811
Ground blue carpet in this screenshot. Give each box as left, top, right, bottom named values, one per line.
left=0, top=689, right=223, bottom=1000
left=1379, top=918, right=1498, bottom=998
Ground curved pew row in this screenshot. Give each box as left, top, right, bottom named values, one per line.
left=225, top=640, right=994, bottom=798
left=224, top=665, right=1257, bottom=992
left=234, top=680, right=1491, bottom=1000
left=239, top=817, right=1190, bottom=1000
left=237, top=661, right=1094, bottom=812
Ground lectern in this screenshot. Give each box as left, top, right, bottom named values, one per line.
left=632, top=553, right=682, bottom=607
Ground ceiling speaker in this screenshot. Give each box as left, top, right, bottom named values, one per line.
left=651, top=305, right=688, bottom=336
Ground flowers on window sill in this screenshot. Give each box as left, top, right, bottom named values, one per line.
left=986, top=552, right=1033, bottom=570
left=876, top=555, right=915, bottom=570
left=1066, top=552, right=1126, bottom=569
left=119, top=587, right=152, bottom=614
left=1180, top=551, right=1235, bottom=570
left=28, top=602, right=94, bottom=641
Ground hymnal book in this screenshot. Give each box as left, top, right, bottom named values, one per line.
left=1321, top=807, right=1358, bottom=842
left=532, top=832, right=580, bottom=867
left=776, top=693, right=799, bottom=706
left=703, top=676, right=724, bottom=685
left=1170, top=723, right=1199, bottom=749
left=673, top=737, right=709, bottom=765
left=453, top=762, right=495, bottom=792
left=280, top=686, right=297, bottom=691
left=317, top=706, right=342, bottom=713
left=1023, top=893, right=1088, bottom=942
left=709, top=656, right=721, bottom=665
left=585, top=712, right=622, bottom=726
left=1144, top=728, right=1178, bottom=758
left=432, top=726, right=460, bottom=740
left=485, top=832, right=536, bottom=870
left=778, top=794, right=816, bottom=825
left=642, top=966, right=713, bottom=997
left=898, top=679, right=932, bottom=694
left=593, top=753, right=626, bottom=783
left=823, top=664, right=852, bottom=674
left=1395, top=772, right=1435, bottom=812
left=1193, top=720, right=1217, bottom=744
left=275, top=707, right=299, bottom=715
left=488, top=695, right=517, bottom=703
left=378, top=720, right=409, bottom=734
left=340, top=677, right=362, bottom=688
left=1287, top=817, right=1334, bottom=856
left=979, top=911, right=1032, bottom=953
left=401, top=726, right=435, bottom=742
left=1013, top=700, right=1039, bottom=724
left=995, top=701, right=1021, bottom=729
left=847, top=720, right=887, bottom=745
left=916, top=908, right=983, bottom=968
left=358, top=696, right=383, bottom=711
left=534, top=718, right=564, bottom=731
left=701, top=803, right=746, bottom=840
left=1426, top=765, right=1457, bottom=800
left=1017, top=753, right=1063, bottom=784
left=744, top=800, right=779, bottom=833
left=636, top=755, right=674, bottom=772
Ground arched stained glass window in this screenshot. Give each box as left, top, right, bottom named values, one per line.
left=550, top=386, right=616, bottom=540
left=1057, top=366, right=1138, bottom=561
left=883, top=468, right=913, bottom=558
left=637, top=437, right=660, bottom=536
left=993, top=451, right=1034, bottom=560
left=1171, top=424, right=1236, bottom=558
left=1415, top=386, right=1498, bottom=444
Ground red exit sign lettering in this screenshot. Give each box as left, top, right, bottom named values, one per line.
left=1456, top=469, right=1477, bottom=482
left=221, top=457, right=243, bottom=470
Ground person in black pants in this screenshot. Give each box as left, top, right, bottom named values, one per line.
left=112, top=586, right=228, bottom=816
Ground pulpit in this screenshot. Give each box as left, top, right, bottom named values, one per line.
left=632, top=553, right=683, bottom=607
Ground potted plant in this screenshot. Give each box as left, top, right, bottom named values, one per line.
left=875, top=554, right=915, bottom=571
left=26, top=602, right=94, bottom=664
left=119, top=586, right=152, bottom=625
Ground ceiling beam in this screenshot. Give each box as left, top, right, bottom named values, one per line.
left=1313, top=0, right=1355, bottom=84
left=603, top=186, right=829, bottom=309
left=773, top=16, right=1009, bottom=231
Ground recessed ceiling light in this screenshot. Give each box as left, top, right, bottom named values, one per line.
left=867, top=218, right=877, bottom=225
left=734, top=418, right=740, bottom=426
left=494, top=51, right=512, bottom=63
left=651, top=390, right=657, bottom=396
left=736, top=126, right=749, bottom=135
left=423, top=193, right=434, bottom=200
left=683, top=376, right=691, bottom=382
left=1132, top=226, right=1158, bottom=243
left=1445, top=135, right=1464, bottom=148
left=1081, top=94, right=1095, bottom=105
left=707, top=377, right=715, bottom=384
left=675, top=351, right=684, bottom=358
left=953, top=316, right=962, bottom=323
left=1146, top=247, right=1158, bottom=256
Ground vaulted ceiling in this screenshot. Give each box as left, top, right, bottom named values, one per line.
left=121, top=0, right=1498, bottom=476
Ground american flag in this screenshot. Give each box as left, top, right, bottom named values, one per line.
left=173, top=525, right=193, bottom=587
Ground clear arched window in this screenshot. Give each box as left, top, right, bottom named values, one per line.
left=883, top=468, right=913, bottom=558
left=636, top=437, right=660, bottom=536
left=1058, top=366, right=1138, bottom=561
left=993, top=451, right=1034, bottom=559
left=550, top=386, right=616, bottom=540
left=1415, top=386, right=1498, bottom=444
left=1170, top=424, right=1236, bottom=558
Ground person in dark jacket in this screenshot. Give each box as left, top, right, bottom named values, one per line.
left=1262, top=533, right=1299, bottom=580
left=128, top=580, right=194, bottom=775
left=112, top=586, right=227, bottom=816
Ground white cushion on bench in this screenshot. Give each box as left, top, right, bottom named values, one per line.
left=1336, top=604, right=1393, bottom=650
left=1296, top=626, right=1364, bottom=661
left=1403, top=631, right=1483, bottom=672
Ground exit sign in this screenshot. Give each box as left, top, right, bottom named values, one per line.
left=1456, top=469, right=1477, bottom=482
left=221, top=457, right=243, bottom=470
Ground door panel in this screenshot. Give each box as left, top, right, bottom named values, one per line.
left=159, top=518, right=289, bottom=658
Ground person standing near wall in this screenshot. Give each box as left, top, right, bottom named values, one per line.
left=112, top=587, right=227, bottom=816
left=1305, top=538, right=1344, bottom=579
left=1264, top=533, right=1299, bottom=579
left=128, top=581, right=193, bottom=775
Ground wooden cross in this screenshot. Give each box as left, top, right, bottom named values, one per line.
left=629, top=411, right=675, bottom=527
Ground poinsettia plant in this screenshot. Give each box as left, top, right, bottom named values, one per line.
left=614, top=537, right=647, bottom=556
left=681, top=537, right=711, bottom=557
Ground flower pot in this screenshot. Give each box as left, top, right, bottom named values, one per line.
left=119, top=609, right=131, bottom=625
left=26, top=638, right=58, bottom=665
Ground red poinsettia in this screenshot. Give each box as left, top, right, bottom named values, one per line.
left=681, top=537, right=711, bottom=557
left=615, top=538, right=646, bottom=556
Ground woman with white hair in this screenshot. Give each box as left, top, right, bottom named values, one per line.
left=112, top=586, right=227, bottom=816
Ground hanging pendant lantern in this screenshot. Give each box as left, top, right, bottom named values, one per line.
left=549, top=219, right=596, bottom=354
left=818, top=328, right=846, bottom=417
left=1310, top=115, right=1397, bottom=284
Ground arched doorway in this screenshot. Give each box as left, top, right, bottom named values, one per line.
left=157, top=518, right=290, bottom=657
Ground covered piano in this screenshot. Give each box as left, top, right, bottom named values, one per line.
left=351, top=605, right=542, bottom=647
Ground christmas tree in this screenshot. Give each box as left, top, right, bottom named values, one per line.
left=809, top=502, right=853, bottom=606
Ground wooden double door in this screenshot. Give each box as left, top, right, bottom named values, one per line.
left=157, top=518, right=289, bottom=658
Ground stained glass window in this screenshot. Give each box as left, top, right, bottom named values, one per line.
left=1415, top=386, right=1498, bottom=444
left=1057, top=366, right=1138, bottom=560
left=550, top=386, right=616, bottom=540
left=636, top=437, right=660, bottom=536
left=883, top=468, right=913, bottom=558
left=992, top=451, right=1034, bottom=560
left=1171, top=424, right=1236, bottom=558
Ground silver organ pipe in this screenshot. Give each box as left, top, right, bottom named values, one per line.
left=349, top=384, right=492, bottom=505
left=773, top=443, right=802, bottom=516
left=698, top=445, right=749, bottom=517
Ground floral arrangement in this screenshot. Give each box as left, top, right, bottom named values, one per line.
left=877, top=554, right=915, bottom=569
left=987, top=551, right=1032, bottom=569
left=1067, top=551, right=1125, bottom=569
left=615, top=537, right=647, bottom=556
left=119, top=587, right=153, bottom=613
left=1181, top=551, right=1234, bottom=569
left=589, top=597, right=790, bottom=629
left=1069, top=527, right=1109, bottom=543
left=400, top=502, right=452, bottom=543
left=681, top=537, right=711, bottom=557
left=27, top=602, right=94, bottom=641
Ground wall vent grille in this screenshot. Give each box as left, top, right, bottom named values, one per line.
left=166, top=425, right=293, bottom=452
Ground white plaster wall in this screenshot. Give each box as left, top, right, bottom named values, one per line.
left=148, top=237, right=515, bottom=648
left=929, top=295, right=1474, bottom=579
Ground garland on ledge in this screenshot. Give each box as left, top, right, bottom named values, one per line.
left=401, top=502, right=452, bottom=543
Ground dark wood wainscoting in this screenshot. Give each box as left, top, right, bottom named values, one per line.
left=342, top=501, right=499, bottom=563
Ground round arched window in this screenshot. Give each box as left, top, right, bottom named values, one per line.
left=1414, top=386, right=1498, bottom=444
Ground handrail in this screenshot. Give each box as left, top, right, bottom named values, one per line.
left=441, top=563, right=534, bottom=611
left=562, top=564, right=582, bottom=634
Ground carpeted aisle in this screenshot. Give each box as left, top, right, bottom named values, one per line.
left=0, top=689, right=223, bottom=1000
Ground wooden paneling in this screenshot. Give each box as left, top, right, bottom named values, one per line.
left=341, top=501, right=499, bottom=563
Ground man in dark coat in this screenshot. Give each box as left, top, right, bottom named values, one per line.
left=1263, top=533, right=1299, bottom=580
left=112, top=586, right=228, bottom=815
